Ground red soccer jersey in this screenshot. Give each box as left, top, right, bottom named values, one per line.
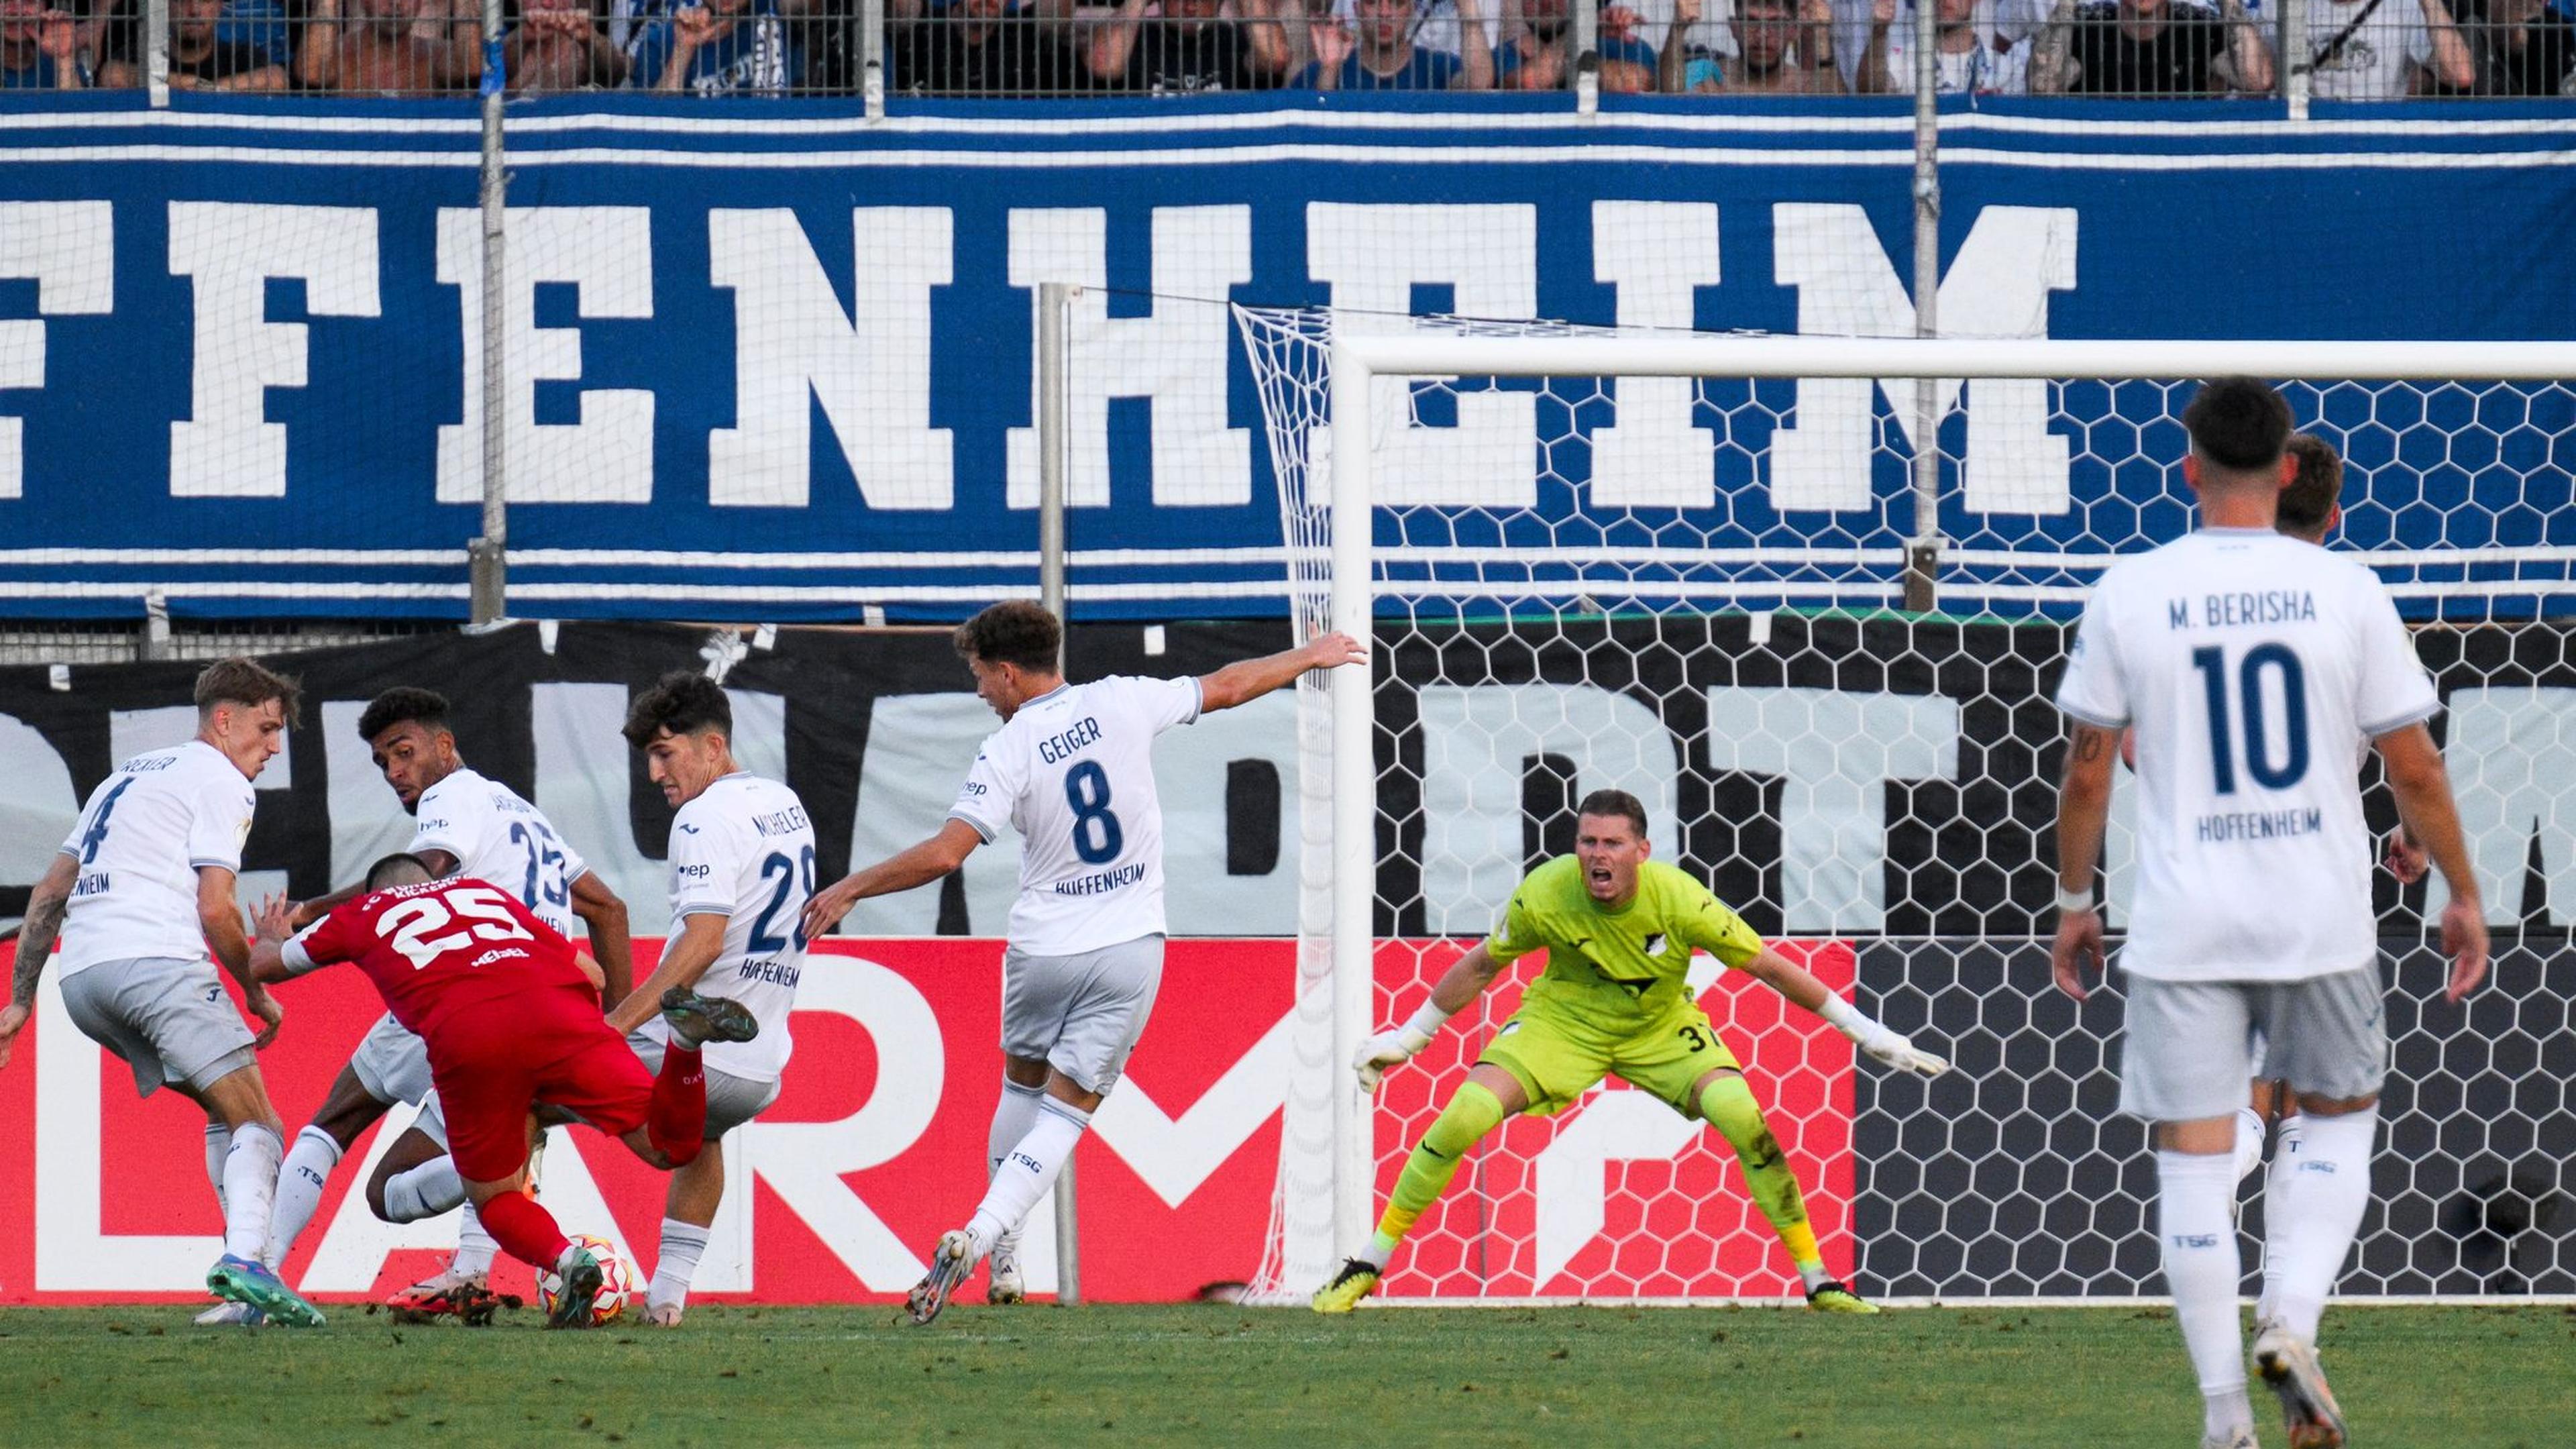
left=282, top=877, right=596, bottom=1039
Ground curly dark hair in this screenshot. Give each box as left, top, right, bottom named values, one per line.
left=2182, top=376, right=2293, bottom=474
left=622, top=670, right=733, bottom=749
left=953, top=600, right=1062, bottom=672
left=356, top=686, right=452, bottom=743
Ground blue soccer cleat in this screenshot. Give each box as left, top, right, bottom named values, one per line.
left=206, top=1254, right=324, bottom=1328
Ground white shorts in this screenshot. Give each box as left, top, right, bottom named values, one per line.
left=348, top=1010, right=435, bottom=1107
left=1001, top=933, right=1165, bottom=1095
left=57, top=957, right=256, bottom=1099
left=2118, top=966, right=2390, bottom=1122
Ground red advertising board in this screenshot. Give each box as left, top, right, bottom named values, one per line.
left=0, top=937, right=1851, bottom=1305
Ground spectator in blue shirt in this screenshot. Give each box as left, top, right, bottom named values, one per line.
left=629, top=0, right=806, bottom=92
left=0, top=0, right=87, bottom=86
left=1296, top=0, right=1492, bottom=85
left=1493, top=0, right=1655, bottom=87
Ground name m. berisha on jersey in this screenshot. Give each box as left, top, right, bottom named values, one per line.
left=2171, top=590, right=2318, bottom=629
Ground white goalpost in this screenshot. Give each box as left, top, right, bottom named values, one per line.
left=1239, top=305, right=2576, bottom=1305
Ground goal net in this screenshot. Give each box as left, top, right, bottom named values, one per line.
left=1234, top=303, right=2576, bottom=1305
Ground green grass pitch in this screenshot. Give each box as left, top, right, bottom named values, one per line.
left=2, top=1302, right=2566, bottom=1446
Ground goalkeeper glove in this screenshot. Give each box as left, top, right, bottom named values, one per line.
left=1353, top=999, right=1454, bottom=1093
left=1819, top=996, right=1950, bottom=1077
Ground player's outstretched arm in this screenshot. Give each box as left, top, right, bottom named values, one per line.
left=1195, top=631, right=1367, bottom=714
left=1741, top=944, right=1949, bottom=1077
left=570, top=871, right=635, bottom=1009
left=200, top=865, right=282, bottom=1049
left=243, top=893, right=299, bottom=985
left=2375, top=722, right=2490, bottom=1002
left=605, top=910, right=730, bottom=1035
left=0, top=852, right=77, bottom=1070
left=1354, top=942, right=1504, bottom=1091
left=2050, top=722, right=2118, bottom=1002
left=802, top=818, right=984, bottom=940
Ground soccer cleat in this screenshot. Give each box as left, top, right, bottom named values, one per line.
left=2254, top=1320, right=2349, bottom=1449
left=1309, top=1257, right=1381, bottom=1314
left=545, top=1242, right=607, bottom=1330
left=659, top=987, right=761, bottom=1047
left=193, top=1300, right=265, bottom=1328
left=905, top=1229, right=977, bottom=1327
left=2201, top=1430, right=2259, bottom=1449
left=1804, top=1279, right=1880, bottom=1314
left=986, top=1240, right=1025, bottom=1305
left=206, top=1254, right=325, bottom=1329
left=385, top=1267, right=493, bottom=1324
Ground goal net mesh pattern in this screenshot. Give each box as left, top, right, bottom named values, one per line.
left=1234, top=302, right=2576, bottom=1303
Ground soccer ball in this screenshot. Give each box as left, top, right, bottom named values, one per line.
left=535, top=1234, right=637, bottom=1327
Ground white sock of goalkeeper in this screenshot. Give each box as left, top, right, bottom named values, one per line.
left=450, top=1201, right=500, bottom=1278
left=2156, top=1149, right=2251, bottom=1441
left=965, top=1097, right=1090, bottom=1260
left=2267, top=1108, right=2373, bottom=1344
left=219, top=1123, right=284, bottom=1264
left=648, top=1217, right=712, bottom=1316
left=380, top=1155, right=468, bottom=1223
left=203, top=1123, right=231, bottom=1212
left=264, top=1126, right=343, bottom=1267
left=986, top=1079, right=1046, bottom=1258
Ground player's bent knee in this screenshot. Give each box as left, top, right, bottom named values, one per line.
left=1424, top=1081, right=1508, bottom=1158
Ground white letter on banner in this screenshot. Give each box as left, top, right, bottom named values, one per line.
left=435, top=207, right=653, bottom=504
left=1534, top=1092, right=1699, bottom=1287
left=0, top=202, right=113, bottom=501
left=1415, top=684, right=1679, bottom=934
left=1770, top=205, right=2078, bottom=515
left=708, top=208, right=953, bottom=511
left=2431, top=688, right=2576, bottom=927
left=746, top=956, right=945, bottom=1290
left=1090, top=1006, right=1293, bottom=1205
left=1004, top=207, right=1253, bottom=508
left=1589, top=201, right=1720, bottom=509
left=1704, top=686, right=1960, bottom=933
left=36, top=973, right=222, bottom=1289
left=167, top=203, right=382, bottom=499
left=1152, top=691, right=1299, bottom=936
left=1305, top=203, right=1538, bottom=508
left=0, top=713, right=78, bottom=890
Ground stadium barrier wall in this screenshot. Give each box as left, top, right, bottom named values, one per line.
left=0, top=622, right=2567, bottom=1300
left=1, top=99, right=2572, bottom=621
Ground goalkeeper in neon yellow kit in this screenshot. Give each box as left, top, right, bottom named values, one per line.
left=1314, top=789, right=1951, bottom=1313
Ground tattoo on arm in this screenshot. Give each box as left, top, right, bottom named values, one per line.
left=11, top=892, right=66, bottom=1008
left=2074, top=727, right=2110, bottom=763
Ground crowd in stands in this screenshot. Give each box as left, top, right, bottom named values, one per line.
left=1, top=0, right=2566, bottom=95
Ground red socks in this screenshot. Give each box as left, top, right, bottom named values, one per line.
left=646, top=1042, right=707, bottom=1167
left=474, top=1189, right=570, bottom=1273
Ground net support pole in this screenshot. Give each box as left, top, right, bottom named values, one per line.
left=1572, top=0, right=1600, bottom=115
left=468, top=11, right=509, bottom=627
left=144, top=0, right=169, bottom=107
left=1902, top=0, right=1942, bottom=614
left=1036, top=280, right=1082, bottom=1307
left=2282, top=0, right=2310, bottom=121
left=1325, top=339, right=1377, bottom=1266
left=861, top=0, right=885, bottom=119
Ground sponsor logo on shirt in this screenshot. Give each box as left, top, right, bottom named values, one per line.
left=676, top=863, right=713, bottom=879
left=1644, top=932, right=1668, bottom=957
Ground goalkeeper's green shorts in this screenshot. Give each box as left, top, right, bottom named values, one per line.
left=1477, top=998, right=1741, bottom=1118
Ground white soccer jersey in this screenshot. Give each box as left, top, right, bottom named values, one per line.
left=947, top=675, right=1201, bottom=957
left=2058, top=527, right=2438, bottom=982
left=409, top=767, right=590, bottom=937
left=637, top=773, right=815, bottom=1083
left=54, top=741, right=257, bottom=978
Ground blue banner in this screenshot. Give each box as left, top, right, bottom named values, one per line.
left=2, top=95, right=2571, bottom=621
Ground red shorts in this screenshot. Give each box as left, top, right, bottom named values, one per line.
left=425, top=987, right=655, bottom=1183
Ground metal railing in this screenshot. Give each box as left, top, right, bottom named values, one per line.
left=15, top=0, right=2564, bottom=100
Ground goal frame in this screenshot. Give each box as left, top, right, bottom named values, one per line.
left=1319, top=332, right=2576, bottom=1267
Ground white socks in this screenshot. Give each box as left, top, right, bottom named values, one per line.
left=2155, top=1149, right=2250, bottom=1442
left=380, top=1155, right=467, bottom=1224
left=2231, top=1107, right=2266, bottom=1181
left=203, top=1124, right=231, bottom=1211
left=2256, top=1114, right=2304, bottom=1321
left=966, top=1098, right=1090, bottom=1260
left=649, top=1217, right=712, bottom=1315
left=2266, top=1109, right=2373, bottom=1343
left=220, top=1123, right=284, bottom=1263
left=451, top=1203, right=500, bottom=1278
left=987, top=1080, right=1045, bottom=1261
left=264, top=1126, right=343, bottom=1268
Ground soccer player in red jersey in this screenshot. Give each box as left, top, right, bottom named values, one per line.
left=248, top=853, right=757, bottom=1327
